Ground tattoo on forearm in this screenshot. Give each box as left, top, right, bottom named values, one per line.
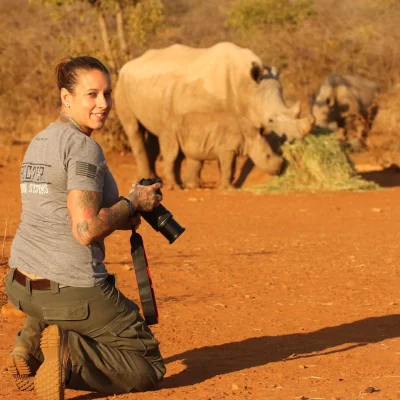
left=94, top=208, right=115, bottom=233
left=107, top=203, right=123, bottom=224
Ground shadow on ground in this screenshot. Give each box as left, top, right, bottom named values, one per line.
left=161, top=314, right=400, bottom=388
left=234, top=158, right=255, bottom=188
left=360, top=166, right=400, bottom=188
left=71, top=393, right=107, bottom=400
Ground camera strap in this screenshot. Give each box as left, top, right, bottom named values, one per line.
left=130, top=231, right=159, bottom=325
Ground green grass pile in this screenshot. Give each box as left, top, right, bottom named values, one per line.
left=250, top=133, right=380, bottom=193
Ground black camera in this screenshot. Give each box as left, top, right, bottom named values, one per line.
left=138, top=178, right=185, bottom=244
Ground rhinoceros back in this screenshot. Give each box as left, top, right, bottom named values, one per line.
left=115, top=42, right=263, bottom=136
left=321, top=74, right=379, bottom=109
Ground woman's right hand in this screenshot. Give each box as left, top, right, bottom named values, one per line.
left=126, top=181, right=163, bottom=212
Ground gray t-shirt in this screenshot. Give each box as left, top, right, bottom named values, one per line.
left=9, top=122, right=119, bottom=287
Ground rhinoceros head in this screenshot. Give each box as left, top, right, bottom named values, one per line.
left=311, top=84, right=336, bottom=128
left=263, top=103, right=315, bottom=143
left=247, top=62, right=315, bottom=142
left=241, top=123, right=285, bottom=175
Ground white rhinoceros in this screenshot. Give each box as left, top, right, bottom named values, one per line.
left=166, top=112, right=284, bottom=189
left=312, top=74, right=380, bottom=145
left=114, top=42, right=314, bottom=180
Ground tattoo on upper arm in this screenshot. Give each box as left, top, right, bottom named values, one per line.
left=73, top=191, right=100, bottom=239
left=76, top=220, right=89, bottom=237
left=77, top=191, right=97, bottom=219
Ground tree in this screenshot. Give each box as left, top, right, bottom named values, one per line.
left=30, top=0, right=164, bottom=72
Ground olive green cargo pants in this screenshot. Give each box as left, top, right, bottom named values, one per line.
left=5, top=269, right=166, bottom=394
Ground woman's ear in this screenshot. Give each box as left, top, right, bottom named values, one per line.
left=60, top=88, right=71, bottom=107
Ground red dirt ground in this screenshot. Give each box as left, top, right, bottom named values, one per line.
left=2, top=145, right=400, bottom=400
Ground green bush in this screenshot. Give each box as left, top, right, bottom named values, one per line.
left=248, top=133, right=380, bottom=193
left=226, top=0, right=317, bottom=31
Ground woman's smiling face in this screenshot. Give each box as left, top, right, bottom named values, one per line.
left=62, top=69, right=112, bottom=135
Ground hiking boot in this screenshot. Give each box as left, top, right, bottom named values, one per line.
left=35, top=325, right=70, bottom=400
left=6, top=346, right=42, bottom=391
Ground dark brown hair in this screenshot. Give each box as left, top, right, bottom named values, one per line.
left=55, top=56, right=110, bottom=93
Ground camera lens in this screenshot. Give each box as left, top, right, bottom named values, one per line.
left=140, top=205, right=185, bottom=244
left=158, top=214, right=185, bottom=244
left=138, top=177, right=185, bottom=243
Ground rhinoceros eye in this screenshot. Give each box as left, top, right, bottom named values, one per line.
left=269, top=118, right=274, bottom=123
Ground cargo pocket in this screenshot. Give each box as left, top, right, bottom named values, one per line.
left=104, top=309, right=159, bottom=356
left=42, top=303, right=89, bottom=321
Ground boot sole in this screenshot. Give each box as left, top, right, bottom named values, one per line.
left=6, top=354, right=35, bottom=391
left=35, top=325, right=64, bottom=400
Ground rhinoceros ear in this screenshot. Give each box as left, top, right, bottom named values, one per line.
left=250, top=61, right=263, bottom=83
left=264, top=66, right=280, bottom=79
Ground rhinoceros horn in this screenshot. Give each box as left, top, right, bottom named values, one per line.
left=297, top=114, right=315, bottom=136
left=286, top=101, right=301, bottom=118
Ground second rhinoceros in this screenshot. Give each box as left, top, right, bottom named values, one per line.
left=164, top=112, right=284, bottom=189
left=312, top=74, right=380, bottom=145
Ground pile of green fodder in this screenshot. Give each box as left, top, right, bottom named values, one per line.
left=251, top=132, right=380, bottom=193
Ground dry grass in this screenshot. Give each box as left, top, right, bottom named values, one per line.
left=249, top=133, right=380, bottom=193
left=367, top=81, right=400, bottom=161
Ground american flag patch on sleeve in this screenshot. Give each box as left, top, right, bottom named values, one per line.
left=76, top=161, right=97, bottom=180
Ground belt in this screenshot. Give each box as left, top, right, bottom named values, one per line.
left=13, top=269, right=52, bottom=290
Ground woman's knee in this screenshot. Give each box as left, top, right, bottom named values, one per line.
left=131, top=370, right=159, bottom=392
left=130, top=358, right=165, bottom=392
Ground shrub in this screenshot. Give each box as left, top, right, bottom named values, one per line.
left=365, top=0, right=397, bottom=8
left=226, top=0, right=317, bottom=31
left=125, top=0, right=165, bottom=45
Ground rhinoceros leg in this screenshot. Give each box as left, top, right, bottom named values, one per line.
left=144, top=130, right=160, bottom=179
left=182, top=158, right=203, bottom=189
left=116, top=104, right=154, bottom=179
left=218, top=150, right=236, bottom=190
left=159, top=132, right=180, bottom=189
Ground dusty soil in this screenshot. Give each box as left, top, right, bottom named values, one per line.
left=2, top=145, right=400, bottom=400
